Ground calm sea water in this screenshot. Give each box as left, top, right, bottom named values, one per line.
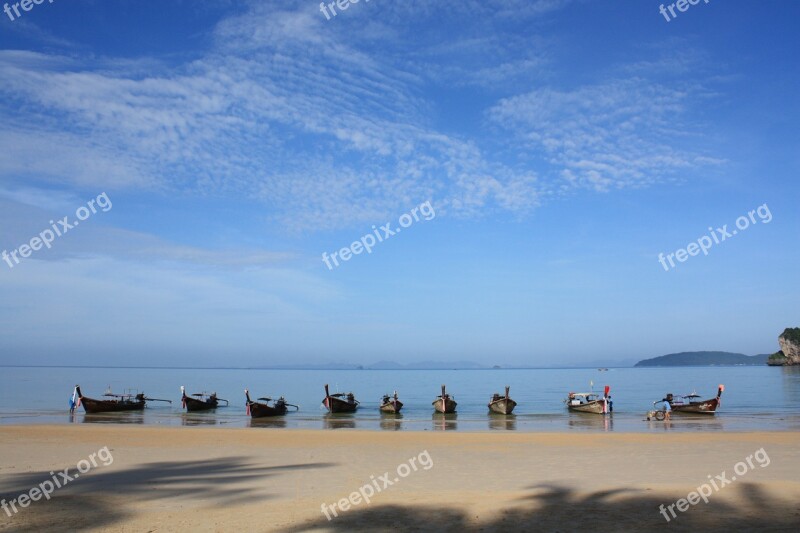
left=1, top=366, right=799, bottom=432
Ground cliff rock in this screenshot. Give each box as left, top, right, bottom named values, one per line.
left=778, top=328, right=800, bottom=364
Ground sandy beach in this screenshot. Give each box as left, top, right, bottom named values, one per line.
left=1, top=426, right=799, bottom=532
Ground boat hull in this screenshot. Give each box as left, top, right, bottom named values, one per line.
left=433, top=398, right=457, bottom=414
left=670, top=397, right=720, bottom=414
left=380, top=400, right=403, bottom=413
left=248, top=402, right=287, bottom=418
left=489, top=399, right=517, bottom=415
left=567, top=400, right=608, bottom=415
left=80, top=397, right=145, bottom=413
left=184, top=396, right=218, bottom=412
left=324, top=396, right=358, bottom=413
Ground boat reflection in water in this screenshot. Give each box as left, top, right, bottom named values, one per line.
left=645, top=418, right=674, bottom=431
left=379, top=413, right=403, bottom=431
left=180, top=413, right=220, bottom=426
left=488, top=414, right=517, bottom=431
left=666, top=416, right=725, bottom=432
left=77, top=412, right=146, bottom=425
left=432, top=412, right=458, bottom=431
left=249, top=417, right=288, bottom=429
left=567, top=413, right=614, bottom=431
left=323, top=413, right=356, bottom=430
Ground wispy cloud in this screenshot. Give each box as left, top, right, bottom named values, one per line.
left=0, top=7, right=544, bottom=229
left=488, top=77, right=720, bottom=192
left=0, top=0, right=719, bottom=232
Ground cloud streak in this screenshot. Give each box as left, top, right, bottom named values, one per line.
left=0, top=1, right=720, bottom=232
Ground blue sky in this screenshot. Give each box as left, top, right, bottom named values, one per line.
left=0, top=0, right=797, bottom=367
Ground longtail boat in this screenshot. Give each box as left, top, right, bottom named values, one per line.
left=181, top=386, right=228, bottom=412
left=70, top=385, right=171, bottom=414
left=379, top=391, right=403, bottom=413
left=322, top=384, right=358, bottom=413
left=663, top=385, right=724, bottom=414
left=244, top=389, right=297, bottom=418
left=433, top=384, right=457, bottom=413
left=488, top=386, right=517, bottom=415
left=565, top=385, right=611, bottom=415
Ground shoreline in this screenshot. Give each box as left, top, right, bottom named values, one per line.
left=3, top=420, right=800, bottom=434
left=4, top=409, right=799, bottom=433
left=7, top=423, right=800, bottom=435
left=2, top=426, right=799, bottom=531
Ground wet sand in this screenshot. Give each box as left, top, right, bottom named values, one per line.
left=1, top=426, right=799, bottom=532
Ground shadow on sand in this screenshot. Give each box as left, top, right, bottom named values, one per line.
left=286, top=482, right=800, bottom=532
left=0, top=457, right=335, bottom=531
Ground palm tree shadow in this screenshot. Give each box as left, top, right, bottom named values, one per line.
left=287, top=482, right=800, bottom=532
left=0, top=457, right=336, bottom=532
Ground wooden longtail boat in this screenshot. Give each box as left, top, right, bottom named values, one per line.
left=181, top=386, right=228, bottom=412
left=488, top=386, right=517, bottom=415
left=566, top=385, right=611, bottom=415
left=663, top=385, right=724, bottom=415
left=322, top=384, right=358, bottom=413
left=71, top=385, right=171, bottom=414
left=244, top=389, right=297, bottom=418
left=379, top=391, right=403, bottom=413
left=433, top=384, right=457, bottom=413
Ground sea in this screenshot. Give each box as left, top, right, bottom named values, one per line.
left=1, top=366, right=799, bottom=432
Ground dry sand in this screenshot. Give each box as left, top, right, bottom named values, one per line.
left=1, top=426, right=799, bottom=532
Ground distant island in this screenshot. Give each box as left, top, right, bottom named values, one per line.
left=634, top=351, right=770, bottom=367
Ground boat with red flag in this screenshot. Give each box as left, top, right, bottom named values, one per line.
left=488, top=386, right=517, bottom=415
left=433, top=384, right=457, bottom=414
left=662, top=385, right=724, bottom=414
left=566, top=385, right=612, bottom=415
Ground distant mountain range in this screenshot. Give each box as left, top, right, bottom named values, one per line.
left=368, top=361, right=485, bottom=370
left=634, top=351, right=770, bottom=367
left=254, top=361, right=487, bottom=370
left=256, top=352, right=774, bottom=370
left=7, top=353, right=774, bottom=370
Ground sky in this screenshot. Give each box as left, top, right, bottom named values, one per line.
left=0, top=0, right=798, bottom=367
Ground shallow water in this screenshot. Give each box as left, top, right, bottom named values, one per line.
left=2, top=366, right=798, bottom=432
